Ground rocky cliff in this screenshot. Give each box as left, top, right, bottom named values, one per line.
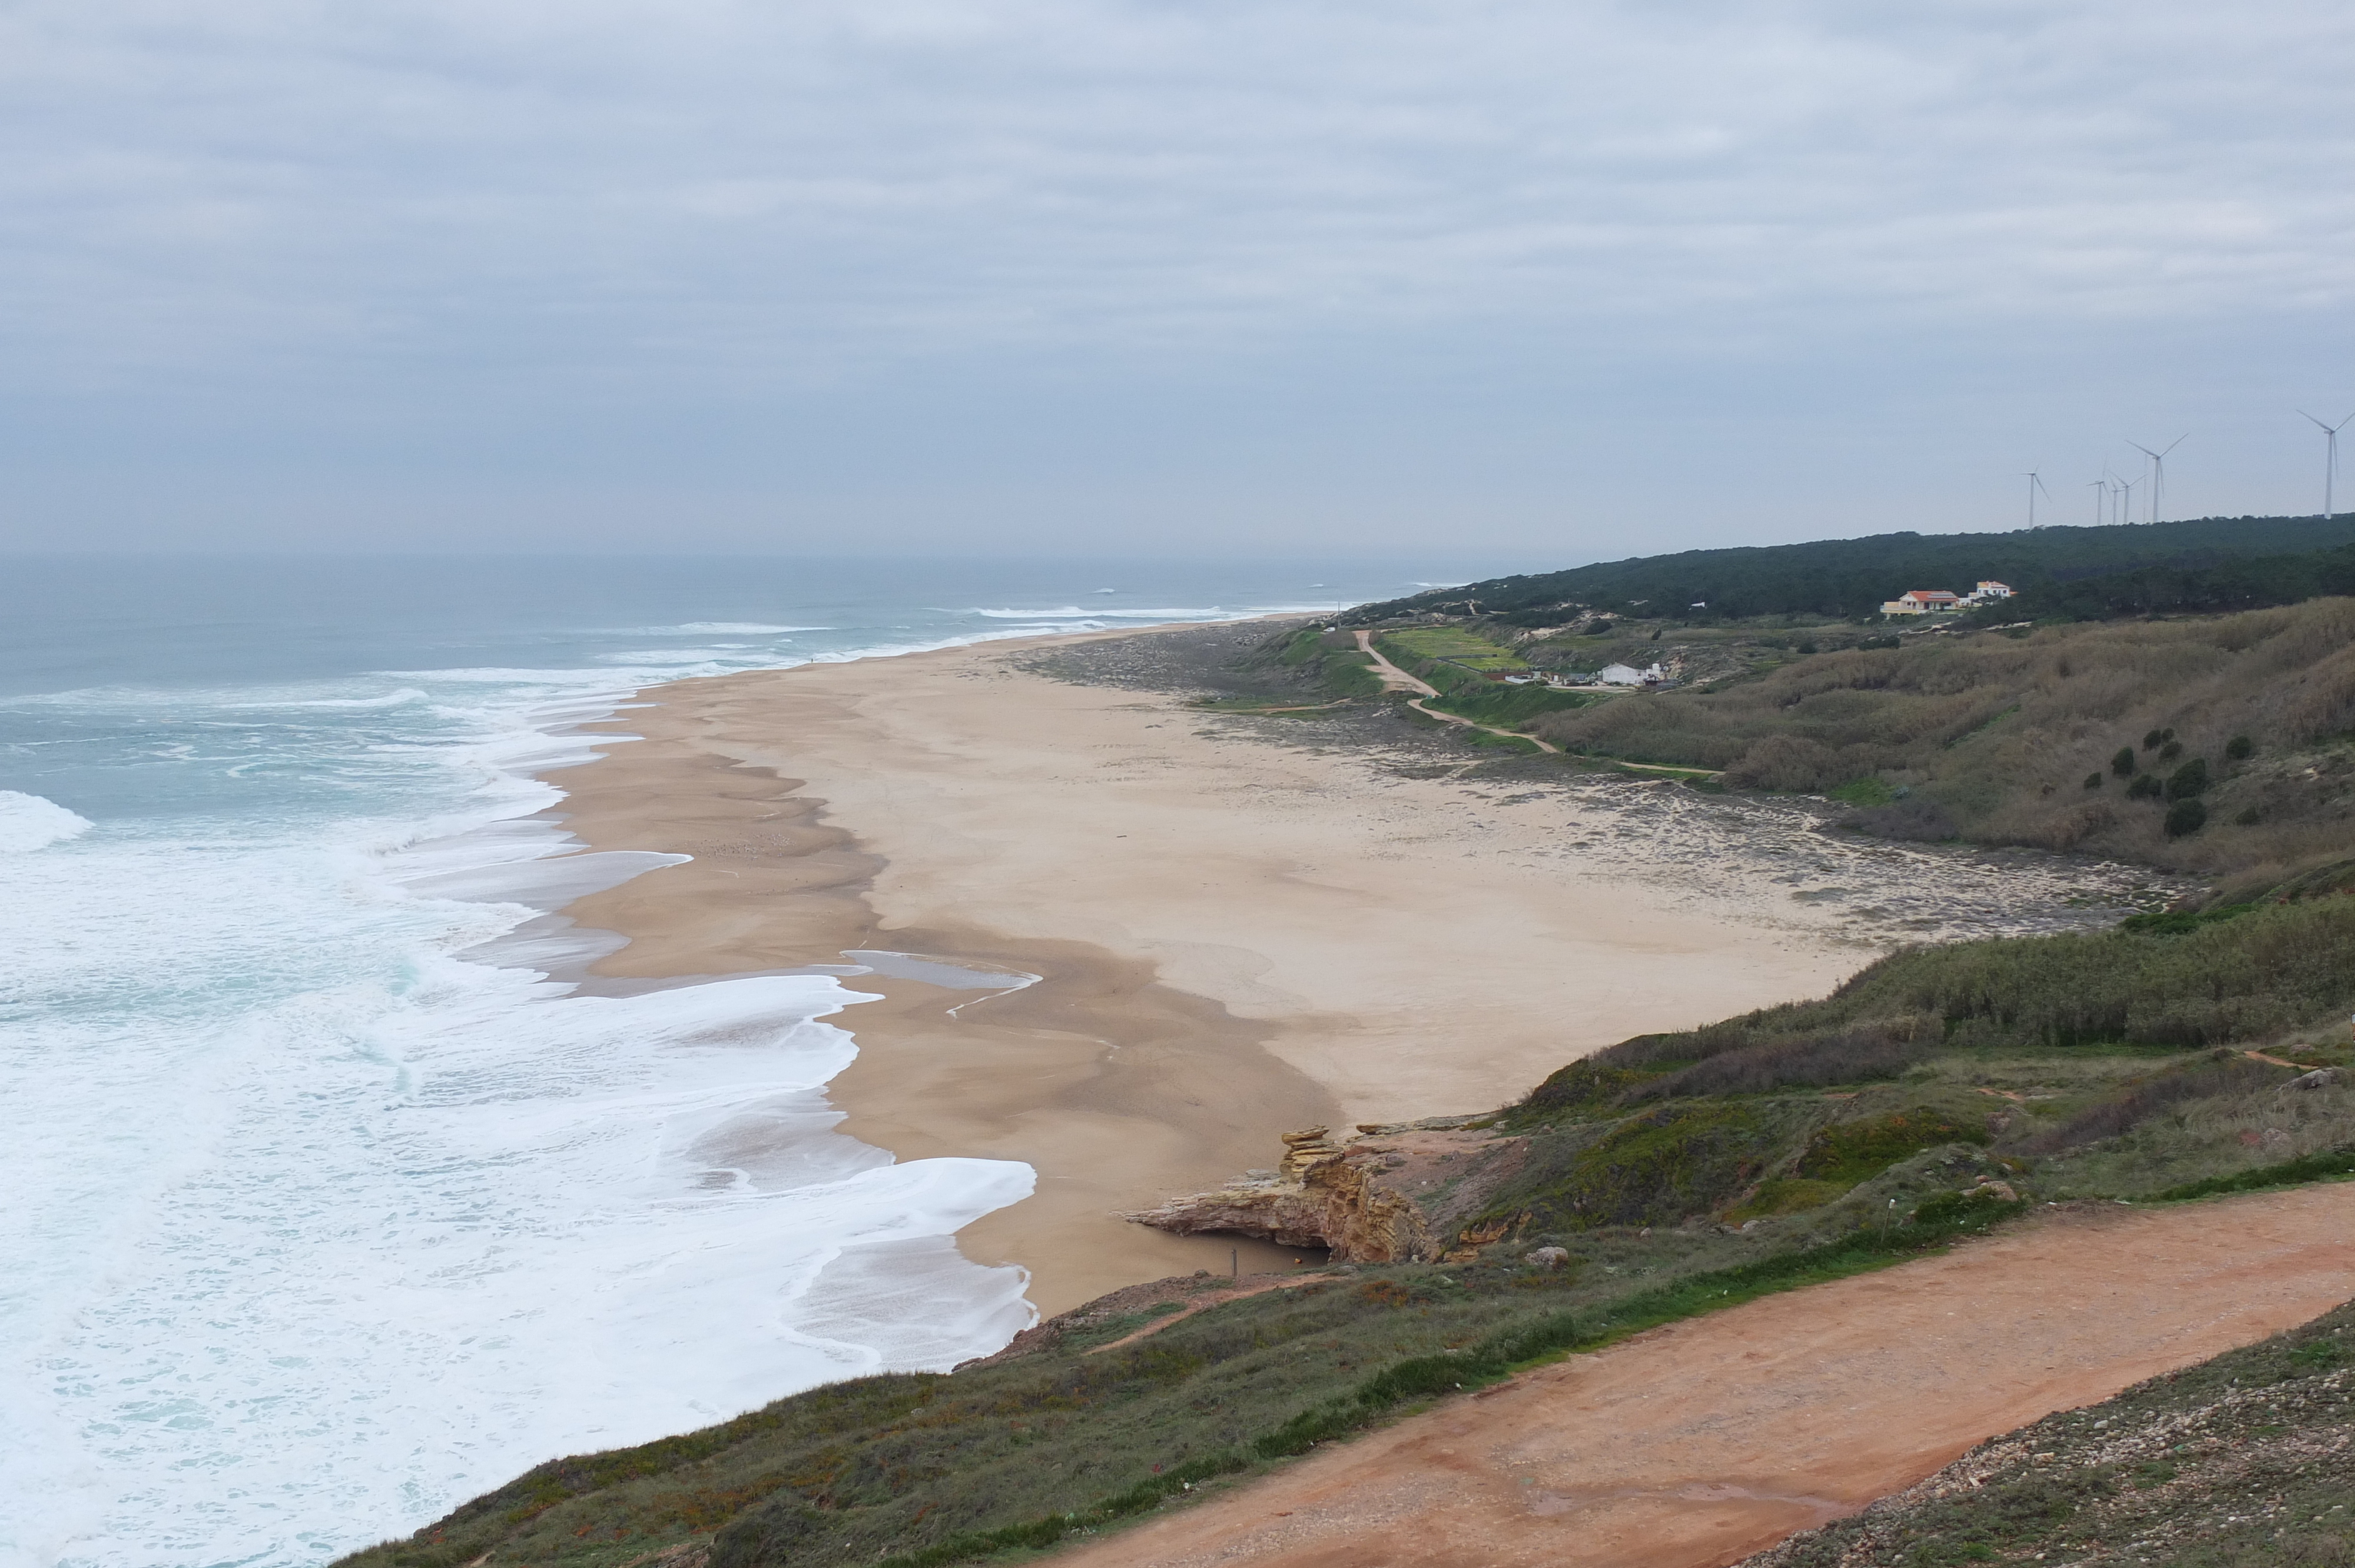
left=1126, top=1119, right=1527, bottom=1263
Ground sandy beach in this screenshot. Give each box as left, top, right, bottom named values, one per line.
left=545, top=623, right=2158, bottom=1314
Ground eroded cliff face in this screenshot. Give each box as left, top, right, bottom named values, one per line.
left=1126, top=1121, right=1527, bottom=1263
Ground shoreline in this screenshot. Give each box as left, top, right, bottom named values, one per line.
left=537, top=622, right=2161, bottom=1315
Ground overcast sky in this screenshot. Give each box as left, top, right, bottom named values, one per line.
left=4, top=1, right=2351, bottom=556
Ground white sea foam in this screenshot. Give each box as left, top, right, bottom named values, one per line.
left=0, top=666, right=1037, bottom=1568
left=0, top=789, right=93, bottom=852
left=221, top=687, right=432, bottom=710
left=1, top=577, right=1396, bottom=1566
left=966, top=602, right=1342, bottom=623
left=674, top=622, right=831, bottom=633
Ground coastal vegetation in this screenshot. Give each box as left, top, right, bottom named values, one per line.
left=1999, top=539, right=2355, bottom=621
left=1236, top=595, right=2355, bottom=899
left=1339, top=513, right=2355, bottom=624
left=1520, top=599, right=2355, bottom=887
left=1251, top=624, right=1383, bottom=699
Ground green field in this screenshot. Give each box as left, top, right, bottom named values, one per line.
left=1376, top=625, right=1529, bottom=673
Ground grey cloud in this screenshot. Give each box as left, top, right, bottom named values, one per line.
left=2, top=1, right=2351, bottom=549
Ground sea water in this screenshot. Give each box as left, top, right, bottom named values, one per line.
left=0, top=554, right=1511, bottom=1568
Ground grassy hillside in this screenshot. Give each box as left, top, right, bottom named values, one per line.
left=1241, top=623, right=1384, bottom=698
left=1522, top=598, right=2355, bottom=889
left=1501, top=896, right=2355, bottom=1220
left=1341, top=514, right=2355, bottom=625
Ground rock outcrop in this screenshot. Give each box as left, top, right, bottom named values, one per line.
left=1125, top=1120, right=1527, bottom=1263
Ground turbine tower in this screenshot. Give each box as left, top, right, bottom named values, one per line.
left=2300, top=411, right=2354, bottom=519
left=2127, top=435, right=2187, bottom=524
left=2087, top=479, right=2107, bottom=527
left=2022, top=470, right=2051, bottom=529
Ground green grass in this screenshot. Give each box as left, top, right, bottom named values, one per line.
left=1797, top=1110, right=1989, bottom=1187
left=1828, top=776, right=1897, bottom=806
left=1422, top=680, right=1597, bottom=730
left=1514, top=898, right=2355, bottom=1079
left=1473, top=1102, right=1785, bottom=1233
left=1378, top=626, right=1530, bottom=674
left=2154, top=1145, right=2355, bottom=1202
left=1262, top=622, right=1385, bottom=697
left=1724, top=1177, right=1852, bottom=1220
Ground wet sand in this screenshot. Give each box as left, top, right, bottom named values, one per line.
left=543, top=628, right=2137, bottom=1313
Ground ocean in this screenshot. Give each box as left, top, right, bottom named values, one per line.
left=0, top=554, right=1518, bottom=1568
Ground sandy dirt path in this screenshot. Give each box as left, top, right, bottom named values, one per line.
left=1049, top=1184, right=2355, bottom=1568
left=1353, top=630, right=1562, bottom=752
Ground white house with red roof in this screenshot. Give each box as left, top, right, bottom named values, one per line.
left=1879, top=589, right=1962, bottom=616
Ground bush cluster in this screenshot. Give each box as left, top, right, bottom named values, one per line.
left=1520, top=599, right=2351, bottom=868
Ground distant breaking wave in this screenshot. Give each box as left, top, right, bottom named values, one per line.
left=966, top=603, right=1342, bottom=622
left=0, top=790, right=92, bottom=852
left=674, top=622, right=832, bottom=633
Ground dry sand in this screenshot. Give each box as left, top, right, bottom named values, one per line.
left=1047, top=1184, right=2355, bottom=1568
left=543, top=627, right=2154, bottom=1313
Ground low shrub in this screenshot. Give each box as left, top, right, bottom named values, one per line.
left=1798, top=1111, right=1988, bottom=1187
left=1481, top=1104, right=1780, bottom=1232
left=2011, top=1054, right=2290, bottom=1155
left=1568, top=899, right=2355, bottom=1061
left=2154, top=1144, right=2355, bottom=1201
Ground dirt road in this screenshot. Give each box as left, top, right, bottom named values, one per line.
left=1352, top=630, right=1560, bottom=753
left=1049, top=1184, right=2355, bottom=1568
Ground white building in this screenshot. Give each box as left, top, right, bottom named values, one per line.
left=1880, top=590, right=1962, bottom=616
left=1596, top=662, right=1665, bottom=686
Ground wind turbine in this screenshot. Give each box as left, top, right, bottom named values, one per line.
left=2022, top=470, right=2051, bottom=529
left=2127, top=435, right=2187, bottom=524
left=2300, top=411, right=2354, bottom=519
left=2100, top=470, right=2128, bottom=527
left=2114, top=473, right=2140, bottom=529
left=2086, top=478, right=2107, bottom=527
